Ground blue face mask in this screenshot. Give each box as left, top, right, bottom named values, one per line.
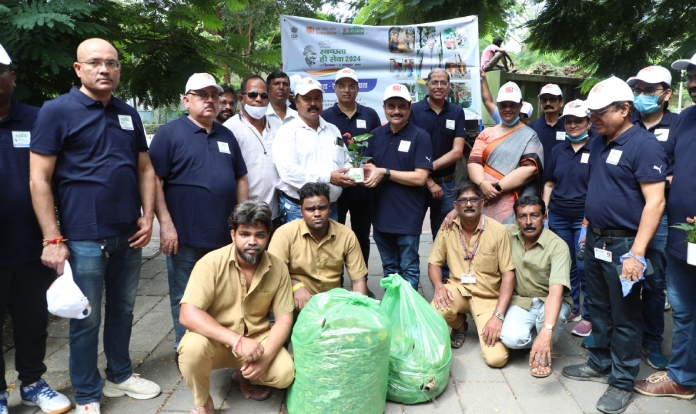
left=634, top=94, right=661, bottom=114
left=566, top=131, right=589, bottom=143
left=502, top=116, right=520, bottom=127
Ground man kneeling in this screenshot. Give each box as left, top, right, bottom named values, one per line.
left=178, top=201, right=294, bottom=414
left=500, top=196, right=572, bottom=378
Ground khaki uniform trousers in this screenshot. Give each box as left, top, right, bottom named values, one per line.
left=178, top=331, right=295, bottom=407
left=431, top=283, right=509, bottom=368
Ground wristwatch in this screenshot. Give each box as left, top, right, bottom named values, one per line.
left=543, top=323, right=554, bottom=331
left=493, top=311, right=505, bottom=322
left=384, top=168, right=391, bottom=180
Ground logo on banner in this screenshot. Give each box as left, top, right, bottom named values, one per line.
left=291, top=26, right=298, bottom=39
left=342, top=27, right=365, bottom=35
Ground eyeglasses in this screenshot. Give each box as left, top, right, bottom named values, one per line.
left=585, top=103, right=621, bottom=117
left=334, top=83, right=358, bottom=91
left=428, top=80, right=449, bottom=87
left=497, top=102, right=520, bottom=110
left=187, top=92, right=220, bottom=100
left=632, top=87, right=664, bottom=96
left=540, top=96, right=560, bottom=103
left=564, top=117, right=588, bottom=126
left=242, top=91, right=269, bottom=100
left=219, top=99, right=235, bottom=107
left=455, top=197, right=481, bottom=204
left=78, top=60, right=121, bottom=70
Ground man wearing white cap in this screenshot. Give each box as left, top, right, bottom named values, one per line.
left=528, top=83, right=565, bottom=163
left=0, top=43, right=72, bottom=414
left=362, top=84, right=433, bottom=290
left=265, top=71, right=297, bottom=132
left=634, top=53, right=696, bottom=401
left=520, top=102, right=534, bottom=124
left=149, top=72, right=248, bottom=353
left=273, top=77, right=353, bottom=223
left=30, top=38, right=160, bottom=413
left=561, top=76, right=667, bottom=414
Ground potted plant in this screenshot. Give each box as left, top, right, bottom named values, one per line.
left=670, top=217, right=696, bottom=265
left=343, top=132, right=372, bottom=183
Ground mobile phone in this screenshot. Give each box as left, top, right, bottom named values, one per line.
left=616, top=259, right=654, bottom=277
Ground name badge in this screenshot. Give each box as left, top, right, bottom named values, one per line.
left=356, top=119, right=366, bottom=129
left=217, top=141, right=231, bottom=154
left=580, top=153, right=590, bottom=164
left=654, top=128, right=669, bottom=142
left=556, top=131, right=566, bottom=141
left=118, top=115, right=134, bottom=130
left=446, top=119, right=455, bottom=130
left=606, top=149, right=622, bottom=165
left=594, top=248, right=612, bottom=263
left=12, top=131, right=30, bottom=148
left=398, top=140, right=411, bottom=152
left=461, top=273, right=477, bottom=284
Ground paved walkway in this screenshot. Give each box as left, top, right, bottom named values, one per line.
left=2, top=237, right=695, bottom=413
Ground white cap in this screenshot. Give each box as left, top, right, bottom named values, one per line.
left=672, top=53, right=696, bottom=71
left=383, top=83, right=411, bottom=102
left=538, top=83, right=563, bottom=97
left=46, top=262, right=92, bottom=320
left=0, top=44, right=11, bottom=65
left=560, top=99, right=588, bottom=118
left=289, top=74, right=303, bottom=93
left=497, top=82, right=522, bottom=103
left=626, top=66, right=672, bottom=86
left=521, top=101, right=533, bottom=117
left=585, top=76, right=634, bottom=110
left=335, top=67, right=358, bottom=82
left=294, top=77, right=323, bottom=96
left=185, top=73, right=223, bottom=94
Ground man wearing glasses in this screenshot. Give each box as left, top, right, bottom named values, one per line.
left=215, top=84, right=236, bottom=124
left=561, top=76, right=666, bottom=414
left=149, top=72, right=248, bottom=355
left=528, top=83, right=565, bottom=163
left=30, top=38, right=160, bottom=413
left=428, top=181, right=515, bottom=367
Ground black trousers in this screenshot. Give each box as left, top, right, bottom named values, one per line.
left=584, top=230, right=643, bottom=391
left=337, top=197, right=373, bottom=268
left=0, top=259, right=57, bottom=391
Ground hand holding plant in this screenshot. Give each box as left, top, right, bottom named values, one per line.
left=670, top=216, right=696, bottom=243
left=343, top=132, right=373, bottom=168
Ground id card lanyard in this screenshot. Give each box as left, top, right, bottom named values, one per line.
left=458, top=216, right=485, bottom=273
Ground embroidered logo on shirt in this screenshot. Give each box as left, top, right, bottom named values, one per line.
left=653, top=165, right=663, bottom=174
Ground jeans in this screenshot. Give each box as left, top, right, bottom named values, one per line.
left=548, top=211, right=589, bottom=320
left=500, top=298, right=571, bottom=349
left=643, top=214, right=668, bottom=347
left=337, top=198, right=372, bottom=266
left=666, top=252, right=696, bottom=388
left=167, top=245, right=214, bottom=349
left=584, top=230, right=642, bottom=391
left=0, top=260, right=56, bottom=392
left=426, top=180, right=456, bottom=281
left=372, top=229, right=421, bottom=290
left=280, top=193, right=337, bottom=224
left=66, top=236, right=142, bottom=404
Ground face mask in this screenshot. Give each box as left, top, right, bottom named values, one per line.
left=502, top=116, right=520, bottom=127
left=634, top=94, right=661, bottom=114
left=567, top=131, right=589, bottom=143
left=244, top=104, right=268, bottom=119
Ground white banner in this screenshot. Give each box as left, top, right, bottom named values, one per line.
left=281, top=15, right=481, bottom=122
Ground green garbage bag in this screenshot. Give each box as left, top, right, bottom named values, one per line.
left=379, top=274, right=452, bottom=404
left=287, top=289, right=391, bottom=414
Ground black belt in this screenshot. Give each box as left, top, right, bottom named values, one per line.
left=592, top=228, right=637, bottom=238
left=280, top=191, right=301, bottom=205
left=432, top=173, right=456, bottom=184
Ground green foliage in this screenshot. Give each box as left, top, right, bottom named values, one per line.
left=143, top=124, right=163, bottom=135
left=344, top=133, right=373, bottom=167
left=670, top=222, right=696, bottom=244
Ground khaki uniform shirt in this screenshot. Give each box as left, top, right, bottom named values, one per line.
left=505, top=225, right=573, bottom=310
left=268, top=219, right=367, bottom=295
left=428, top=215, right=515, bottom=313
left=180, top=244, right=293, bottom=341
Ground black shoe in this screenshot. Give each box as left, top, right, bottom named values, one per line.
left=562, top=363, right=609, bottom=383
left=366, top=288, right=375, bottom=299
left=597, top=385, right=632, bottom=414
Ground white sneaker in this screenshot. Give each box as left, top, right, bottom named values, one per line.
left=20, top=378, right=71, bottom=414
left=102, top=374, right=161, bottom=400
left=75, top=402, right=100, bottom=413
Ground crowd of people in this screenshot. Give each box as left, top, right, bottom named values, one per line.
left=1, top=35, right=695, bottom=414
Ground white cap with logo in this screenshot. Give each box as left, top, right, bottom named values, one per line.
left=520, top=101, right=534, bottom=117
left=0, top=43, right=11, bottom=65
left=294, top=77, right=323, bottom=96
left=335, top=68, right=358, bottom=82
left=497, top=82, right=522, bottom=103
left=626, top=66, right=672, bottom=87
left=672, top=53, right=696, bottom=71
left=585, top=76, right=634, bottom=110
left=383, top=83, right=412, bottom=102
left=185, top=73, right=223, bottom=94
left=560, top=99, right=588, bottom=118
left=538, top=83, right=563, bottom=97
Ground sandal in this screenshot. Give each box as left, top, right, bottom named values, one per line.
left=450, top=321, right=468, bottom=349
left=530, top=365, right=552, bottom=378
left=232, top=371, right=271, bottom=401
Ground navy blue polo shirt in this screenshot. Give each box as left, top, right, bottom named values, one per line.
left=149, top=115, right=247, bottom=249
left=364, top=121, right=432, bottom=235
left=410, top=96, right=466, bottom=178
left=632, top=109, right=678, bottom=172
left=31, top=87, right=148, bottom=240
left=666, top=106, right=696, bottom=260
left=544, top=135, right=593, bottom=219
left=321, top=103, right=381, bottom=202
left=585, top=124, right=667, bottom=231
left=0, top=100, right=43, bottom=267
left=528, top=116, right=565, bottom=166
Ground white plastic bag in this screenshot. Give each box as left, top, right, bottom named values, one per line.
left=46, top=261, right=91, bottom=319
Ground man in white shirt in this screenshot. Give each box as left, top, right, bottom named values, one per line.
left=273, top=77, right=354, bottom=223
left=265, top=71, right=297, bottom=132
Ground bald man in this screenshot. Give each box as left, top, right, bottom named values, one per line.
left=30, top=38, right=160, bottom=414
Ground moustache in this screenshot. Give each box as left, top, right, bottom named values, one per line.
left=307, top=105, right=320, bottom=112
left=463, top=208, right=475, bottom=212
left=544, top=105, right=554, bottom=110
left=243, top=244, right=260, bottom=251
left=220, top=109, right=233, bottom=114
left=524, top=225, right=537, bottom=231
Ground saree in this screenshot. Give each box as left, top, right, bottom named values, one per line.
left=469, top=125, right=544, bottom=223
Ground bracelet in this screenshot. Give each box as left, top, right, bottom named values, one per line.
left=478, top=178, right=486, bottom=186
left=493, top=311, right=505, bottom=322
left=292, top=282, right=306, bottom=293
left=42, top=236, right=68, bottom=247
left=231, top=334, right=243, bottom=357
left=428, top=183, right=435, bottom=189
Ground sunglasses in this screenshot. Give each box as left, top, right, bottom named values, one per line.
left=242, top=91, right=269, bottom=100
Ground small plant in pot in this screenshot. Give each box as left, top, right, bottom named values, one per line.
left=343, top=132, right=372, bottom=183
left=670, top=216, right=696, bottom=265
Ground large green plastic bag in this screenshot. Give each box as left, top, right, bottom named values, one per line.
left=287, top=289, right=391, bottom=414
left=379, top=274, right=452, bottom=404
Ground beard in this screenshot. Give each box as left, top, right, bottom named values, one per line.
left=237, top=244, right=261, bottom=265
